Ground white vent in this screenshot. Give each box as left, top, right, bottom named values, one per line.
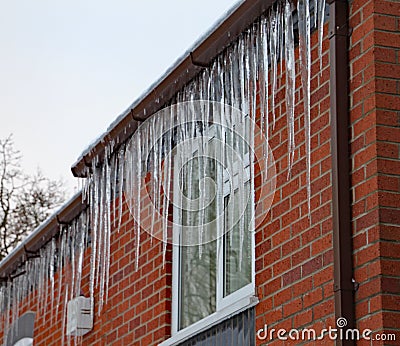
left=66, top=296, right=93, bottom=336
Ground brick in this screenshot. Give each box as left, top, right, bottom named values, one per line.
left=375, top=1, right=400, bottom=16
left=374, top=14, right=398, bottom=32
left=303, top=288, right=323, bottom=308
left=375, top=46, right=397, bottom=63
left=302, top=256, right=323, bottom=277
left=283, top=297, right=303, bottom=317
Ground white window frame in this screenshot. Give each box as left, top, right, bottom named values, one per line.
left=162, top=126, right=257, bottom=346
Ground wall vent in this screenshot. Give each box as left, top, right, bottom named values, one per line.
left=66, top=296, right=93, bottom=336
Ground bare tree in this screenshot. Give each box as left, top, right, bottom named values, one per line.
left=0, top=135, right=65, bottom=260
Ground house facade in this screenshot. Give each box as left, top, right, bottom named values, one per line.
left=0, top=0, right=399, bottom=345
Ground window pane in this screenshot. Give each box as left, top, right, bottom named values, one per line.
left=179, top=156, right=217, bottom=330
left=179, top=241, right=217, bottom=330
left=224, top=183, right=252, bottom=296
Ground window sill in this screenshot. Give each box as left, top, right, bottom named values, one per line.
left=158, top=295, right=258, bottom=346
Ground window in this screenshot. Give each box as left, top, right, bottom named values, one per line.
left=169, top=119, right=257, bottom=343
left=5, top=312, right=35, bottom=346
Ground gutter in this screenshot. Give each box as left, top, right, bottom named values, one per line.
left=327, top=0, right=356, bottom=343
left=0, top=192, right=86, bottom=278
left=71, top=0, right=276, bottom=177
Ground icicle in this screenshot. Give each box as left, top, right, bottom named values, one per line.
left=135, top=131, right=142, bottom=270
left=5, top=282, right=11, bottom=345
left=261, top=16, right=270, bottom=171
left=238, top=32, right=252, bottom=269
left=117, top=148, right=124, bottom=233
left=98, top=156, right=108, bottom=314
left=278, top=2, right=284, bottom=77
left=298, top=0, right=312, bottom=216
left=112, top=152, right=118, bottom=231
left=96, top=165, right=104, bottom=296
left=162, top=113, right=172, bottom=266
left=186, top=92, right=196, bottom=249
left=251, top=23, right=259, bottom=122
left=176, top=95, right=186, bottom=248
left=318, top=0, right=326, bottom=73
left=0, top=286, right=4, bottom=329
left=156, top=111, right=164, bottom=248
left=61, top=284, right=69, bottom=346
left=197, top=74, right=206, bottom=259
left=49, top=238, right=56, bottom=324
left=11, top=278, right=15, bottom=341
left=313, top=0, right=318, bottom=28
left=89, top=167, right=98, bottom=317
left=37, top=249, right=45, bottom=323
left=269, top=7, right=279, bottom=129
left=55, top=232, right=62, bottom=325
left=70, top=224, right=76, bottom=303
left=104, top=147, right=112, bottom=305
left=285, top=0, right=296, bottom=177
left=76, top=215, right=86, bottom=298
left=43, top=247, right=49, bottom=322
left=150, top=116, right=159, bottom=242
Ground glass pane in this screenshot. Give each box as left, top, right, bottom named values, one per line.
left=179, top=155, right=217, bottom=330
left=224, top=182, right=252, bottom=296
left=179, top=241, right=217, bottom=330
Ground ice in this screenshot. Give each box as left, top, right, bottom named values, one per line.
left=314, top=0, right=319, bottom=27
left=260, top=16, right=270, bottom=170
left=61, top=283, right=68, bottom=346
left=284, top=0, right=296, bottom=177
left=298, top=0, right=312, bottom=215
left=135, top=131, right=142, bottom=270
left=50, top=238, right=56, bottom=323
left=117, top=148, right=125, bottom=233
left=269, top=7, right=278, bottom=129
left=105, top=157, right=112, bottom=306
left=318, top=0, right=326, bottom=72
left=162, top=114, right=172, bottom=265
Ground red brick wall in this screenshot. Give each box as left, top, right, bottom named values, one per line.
left=349, top=0, right=400, bottom=343
left=254, top=19, right=335, bottom=345
left=0, top=195, right=172, bottom=345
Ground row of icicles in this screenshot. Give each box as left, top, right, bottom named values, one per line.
left=0, top=212, right=89, bottom=345
left=0, top=0, right=327, bottom=342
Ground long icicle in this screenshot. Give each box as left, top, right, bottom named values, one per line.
left=284, top=0, right=296, bottom=177
left=269, top=6, right=279, bottom=129
left=261, top=15, right=270, bottom=177
left=104, top=146, right=112, bottom=305
left=135, top=132, right=142, bottom=270
left=298, top=0, right=312, bottom=217
left=89, top=167, right=98, bottom=318
left=318, top=0, right=326, bottom=73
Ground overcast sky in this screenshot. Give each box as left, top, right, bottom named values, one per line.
left=0, top=0, right=239, bottom=197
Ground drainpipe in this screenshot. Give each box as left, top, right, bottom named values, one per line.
left=327, top=0, right=355, bottom=344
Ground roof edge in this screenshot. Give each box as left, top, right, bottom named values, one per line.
left=0, top=191, right=86, bottom=278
